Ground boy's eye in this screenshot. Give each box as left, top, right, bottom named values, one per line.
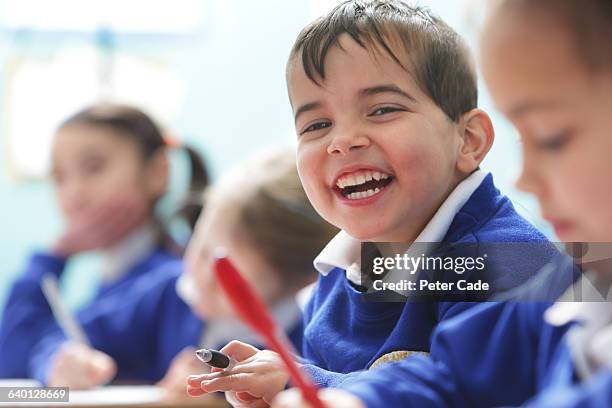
left=82, top=157, right=107, bottom=175
left=535, top=131, right=571, bottom=152
left=51, top=171, right=64, bottom=185
left=301, top=121, right=331, bottom=135
left=368, top=106, right=404, bottom=117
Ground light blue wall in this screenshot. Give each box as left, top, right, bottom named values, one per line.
left=0, top=0, right=312, bottom=318
left=0, top=0, right=550, bottom=320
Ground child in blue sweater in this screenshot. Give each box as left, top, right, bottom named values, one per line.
left=187, top=1, right=556, bottom=405
left=0, top=104, right=209, bottom=380
left=274, top=0, right=612, bottom=406
left=27, top=150, right=337, bottom=392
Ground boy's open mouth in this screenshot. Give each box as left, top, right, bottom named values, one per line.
left=335, top=170, right=393, bottom=200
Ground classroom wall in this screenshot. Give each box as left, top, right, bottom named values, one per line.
left=0, top=0, right=550, bottom=321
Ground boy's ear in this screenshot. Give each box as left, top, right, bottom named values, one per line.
left=456, top=109, right=495, bottom=174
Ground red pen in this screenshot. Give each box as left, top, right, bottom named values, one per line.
left=213, top=249, right=325, bottom=408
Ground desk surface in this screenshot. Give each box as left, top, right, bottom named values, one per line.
left=0, top=385, right=228, bottom=408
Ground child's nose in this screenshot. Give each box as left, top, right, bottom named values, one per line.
left=326, top=128, right=370, bottom=156
left=61, top=178, right=89, bottom=213
left=515, top=152, right=545, bottom=197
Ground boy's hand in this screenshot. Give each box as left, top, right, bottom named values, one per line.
left=157, top=347, right=205, bottom=396
left=272, top=388, right=366, bottom=408
left=47, top=342, right=117, bottom=389
left=186, top=340, right=289, bottom=405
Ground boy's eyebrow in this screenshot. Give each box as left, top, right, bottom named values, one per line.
left=293, top=84, right=416, bottom=123
left=509, top=100, right=560, bottom=118
left=359, top=84, right=417, bottom=103
left=294, top=101, right=322, bottom=124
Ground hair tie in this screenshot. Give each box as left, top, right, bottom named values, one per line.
left=164, top=133, right=181, bottom=148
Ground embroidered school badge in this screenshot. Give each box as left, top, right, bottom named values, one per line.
left=369, top=350, right=430, bottom=370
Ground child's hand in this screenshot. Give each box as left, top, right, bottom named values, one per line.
left=272, top=388, right=366, bottom=408
left=47, top=342, right=117, bottom=389
left=157, top=347, right=205, bottom=396
left=186, top=340, right=289, bottom=405
left=53, top=194, right=148, bottom=257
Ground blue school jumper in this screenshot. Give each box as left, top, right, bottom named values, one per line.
left=23, top=263, right=304, bottom=384
left=300, top=174, right=556, bottom=387
left=339, top=254, right=612, bottom=407
left=0, top=248, right=178, bottom=378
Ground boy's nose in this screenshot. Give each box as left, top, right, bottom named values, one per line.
left=515, top=152, right=545, bottom=197
left=61, top=178, right=90, bottom=215
left=327, top=129, right=370, bottom=156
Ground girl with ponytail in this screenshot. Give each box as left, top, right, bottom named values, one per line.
left=0, top=104, right=210, bottom=380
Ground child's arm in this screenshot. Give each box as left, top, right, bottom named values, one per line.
left=520, top=372, right=612, bottom=408
left=0, top=253, right=67, bottom=378
left=28, top=264, right=182, bottom=385
left=331, top=302, right=548, bottom=407
left=267, top=301, right=552, bottom=408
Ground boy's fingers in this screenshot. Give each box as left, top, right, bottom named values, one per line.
left=235, top=391, right=259, bottom=402
left=190, top=360, right=261, bottom=385
left=220, top=340, right=260, bottom=362
left=187, top=385, right=205, bottom=397
left=187, top=374, right=208, bottom=387
left=227, top=392, right=268, bottom=408
left=200, top=373, right=254, bottom=393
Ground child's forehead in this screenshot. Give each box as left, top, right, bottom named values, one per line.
left=287, top=36, right=421, bottom=98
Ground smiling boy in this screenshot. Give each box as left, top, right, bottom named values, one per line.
left=187, top=1, right=555, bottom=405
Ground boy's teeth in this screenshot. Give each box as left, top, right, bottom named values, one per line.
left=347, top=188, right=380, bottom=200
left=336, top=170, right=390, bottom=188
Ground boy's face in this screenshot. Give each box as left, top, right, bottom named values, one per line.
left=481, top=12, right=612, bottom=242
left=185, top=200, right=283, bottom=320
left=288, top=36, right=463, bottom=242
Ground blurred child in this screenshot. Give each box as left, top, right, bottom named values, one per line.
left=187, top=1, right=556, bottom=405
left=28, top=149, right=337, bottom=391
left=274, top=0, right=612, bottom=406
left=0, top=104, right=209, bottom=379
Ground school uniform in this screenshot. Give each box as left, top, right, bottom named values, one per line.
left=299, top=171, right=557, bottom=387
left=27, top=266, right=304, bottom=384
left=0, top=224, right=178, bottom=378
left=338, top=254, right=612, bottom=407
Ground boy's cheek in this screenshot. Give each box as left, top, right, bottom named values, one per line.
left=296, top=150, right=330, bottom=200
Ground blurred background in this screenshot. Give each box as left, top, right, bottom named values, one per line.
left=0, top=0, right=549, bottom=319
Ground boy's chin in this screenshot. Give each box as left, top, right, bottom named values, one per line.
left=343, top=224, right=388, bottom=242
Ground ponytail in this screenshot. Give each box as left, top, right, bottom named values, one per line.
left=175, top=144, right=210, bottom=230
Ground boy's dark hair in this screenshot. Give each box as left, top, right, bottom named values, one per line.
left=499, top=0, right=612, bottom=72
left=288, top=0, right=477, bottom=122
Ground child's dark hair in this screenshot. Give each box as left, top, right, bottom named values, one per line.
left=498, top=0, right=612, bottom=72
left=60, top=104, right=210, bottom=250
left=288, top=0, right=477, bottom=122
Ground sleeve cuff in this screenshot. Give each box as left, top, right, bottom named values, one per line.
left=27, top=252, right=67, bottom=280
